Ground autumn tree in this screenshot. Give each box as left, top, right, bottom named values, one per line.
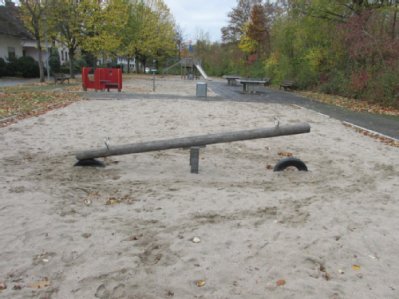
left=121, top=0, right=176, bottom=72
left=46, top=0, right=88, bottom=78
left=19, top=0, right=48, bottom=82
left=117, top=0, right=139, bottom=72
left=239, top=4, right=270, bottom=58
left=142, top=0, right=177, bottom=69
left=338, top=4, right=399, bottom=102
left=78, top=0, right=129, bottom=61
left=221, top=0, right=262, bottom=43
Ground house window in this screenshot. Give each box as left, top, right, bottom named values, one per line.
left=8, top=47, right=16, bottom=60
left=61, top=50, right=64, bottom=61
left=65, top=52, right=68, bottom=61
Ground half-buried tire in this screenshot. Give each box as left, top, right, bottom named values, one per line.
left=273, top=157, right=308, bottom=172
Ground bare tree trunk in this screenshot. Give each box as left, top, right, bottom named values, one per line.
left=392, top=2, right=398, bottom=40
left=35, top=37, right=45, bottom=82
left=21, top=0, right=46, bottom=82
left=69, top=47, right=75, bottom=78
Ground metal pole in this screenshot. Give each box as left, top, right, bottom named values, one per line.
left=152, top=59, right=156, bottom=92
left=152, top=70, right=155, bottom=92
left=76, top=123, right=311, bottom=161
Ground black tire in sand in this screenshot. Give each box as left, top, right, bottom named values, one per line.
left=274, top=157, right=308, bottom=172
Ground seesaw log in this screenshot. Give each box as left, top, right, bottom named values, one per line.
left=75, top=123, right=310, bottom=161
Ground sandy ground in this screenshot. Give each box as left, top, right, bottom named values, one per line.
left=122, top=75, right=218, bottom=96
left=0, top=76, right=399, bottom=299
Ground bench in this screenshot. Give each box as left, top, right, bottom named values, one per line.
left=238, top=78, right=269, bottom=93
left=53, top=73, right=70, bottom=84
left=263, top=77, right=271, bottom=86
left=280, top=80, right=297, bottom=91
left=223, top=75, right=241, bottom=86
left=100, top=80, right=121, bottom=92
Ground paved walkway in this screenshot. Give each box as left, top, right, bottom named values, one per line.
left=209, top=81, right=399, bottom=140
left=0, top=77, right=39, bottom=87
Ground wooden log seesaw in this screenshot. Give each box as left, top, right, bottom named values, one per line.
left=74, top=123, right=311, bottom=173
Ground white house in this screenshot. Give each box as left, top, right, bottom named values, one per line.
left=0, top=1, right=68, bottom=67
left=0, top=2, right=39, bottom=61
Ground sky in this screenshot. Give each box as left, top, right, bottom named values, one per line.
left=163, top=0, right=237, bottom=42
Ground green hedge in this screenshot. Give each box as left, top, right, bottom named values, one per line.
left=0, top=58, right=6, bottom=77
left=0, top=56, right=40, bottom=78
left=16, top=56, right=40, bottom=78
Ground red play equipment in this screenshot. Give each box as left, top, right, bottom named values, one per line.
left=82, top=67, right=122, bottom=92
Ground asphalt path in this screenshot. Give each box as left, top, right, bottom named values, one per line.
left=0, top=77, right=38, bottom=87
left=208, top=81, right=399, bottom=140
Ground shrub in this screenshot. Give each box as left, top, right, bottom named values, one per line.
left=245, top=59, right=266, bottom=78
left=0, top=58, right=6, bottom=77
left=81, top=52, right=97, bottom=68
left=60, top=63, right=70, bottom=74
left=365, top=68, right=399, bottom=108
left=49, top=48, right=61, bottom=74
left=16, top=56, right=40, bottom=78
left=73, top=57, right=87, bottom=73
left=318, top=70, right=348, bottom=95
left=5, top=57, right=18, bottom=76
left=264, top=53, right=293, bottom=85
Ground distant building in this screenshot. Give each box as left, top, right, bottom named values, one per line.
left=0, top=1, right=68, bottom=66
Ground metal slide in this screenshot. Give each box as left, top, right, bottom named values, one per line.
left=194, top=63, right=209, bottom=80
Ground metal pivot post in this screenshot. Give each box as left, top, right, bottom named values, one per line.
left=152, top=71, right=155, bottom=92
left=189, top=146, right=200, bottom=174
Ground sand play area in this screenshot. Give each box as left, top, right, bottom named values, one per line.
left=0, top=76, right=398, bottom=298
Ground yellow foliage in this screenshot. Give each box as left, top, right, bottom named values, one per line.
left=265, top=51, right=280, bottom=68
left=304, top=48, right=324, bottom=72
left=238, top=23, right=258, bottom=55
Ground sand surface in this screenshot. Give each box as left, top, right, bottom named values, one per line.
left=0, top=76, right=398, bottom=298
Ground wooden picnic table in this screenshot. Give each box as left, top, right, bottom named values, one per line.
left=223, top=75, right=241, bottom=86
left=238, top=78, right=270, bottom=93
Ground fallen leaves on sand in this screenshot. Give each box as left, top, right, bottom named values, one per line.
left=0, top=85, right=82, bottom=127
left=105, top=195, right=136, bottom=205
left=195, top=280, right=206, bottom=287
left=29, top=278, right=50, bottom=289
left=127, top=235, right=141, bottom=241
left=343, top=122, right=399, bottom=148
left=278, top=151, right=293, bottom=157
left=352, top=265, right=361, bottom=271
left=82, top=191, right=100, bottom=206
left=298, top=91, right=399, bottom=116
left=276, top=279, right=286, bottom=286
left=318, top=264, right=331, bottom=281
left=266, top=164, right=273, bottom=170
left=12, top=284, right=22, bottom=290
left=81, top=233, right=92, bottom=239
left=0, top=282, right=7, bottom=291
left=105, top=197, right=121, bottom=205
left=166, top=290, right=175, bottom=297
